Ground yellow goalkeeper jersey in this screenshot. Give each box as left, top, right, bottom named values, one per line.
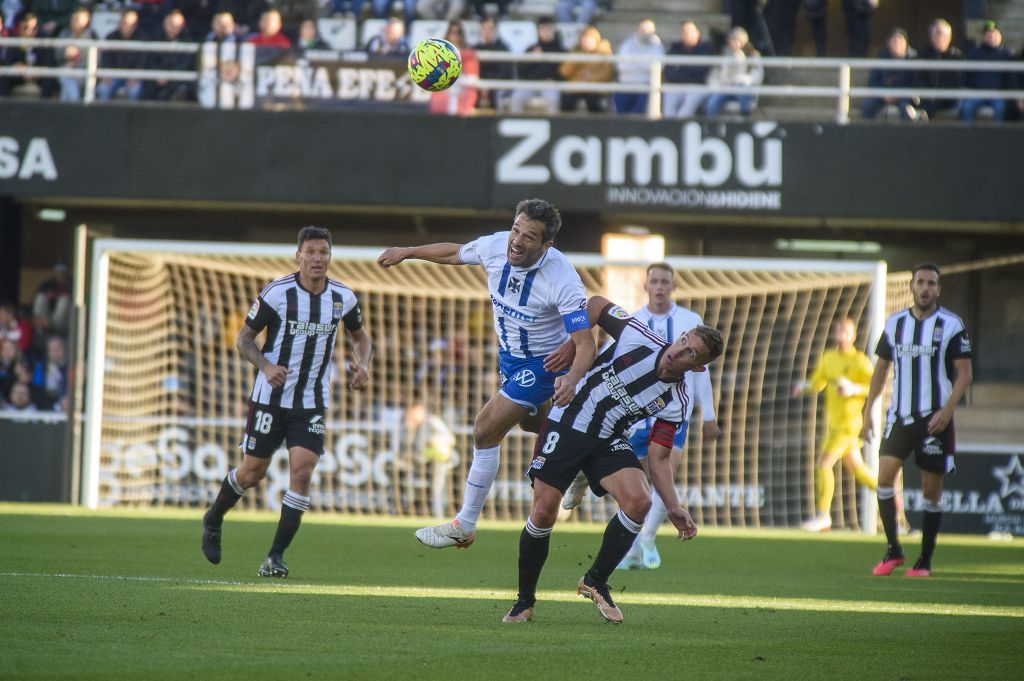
left=806, top=348, right=874, bottom=435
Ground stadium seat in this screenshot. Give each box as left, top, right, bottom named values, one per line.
left=497, top=20, right=538, bottom=54
left=408, top=20, right=449, bottom=47
left=91, top=10, right=121, bottom=40
left=318, top=17, right=358, bottom=51
left=556, top=22, right=583, bottom=50
left=462, top=20, right=481, bottom=47
left=360, top=18, right=388, bottom=49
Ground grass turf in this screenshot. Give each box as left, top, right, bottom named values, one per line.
left=2, top=504, right=1022, bottom=680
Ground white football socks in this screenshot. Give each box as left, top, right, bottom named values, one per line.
left=639, top=490, right=668, bottom=545
left=454, top=445, right=501, bottom=534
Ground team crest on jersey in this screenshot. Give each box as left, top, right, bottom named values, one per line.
left=333, top=301, right=344, bottom=320
left=247, top=300, right=259, bottom=319
left=507, top=277, right=522, bottom=295
left=933, top=327, right=944, bottom=342
left=609, top=306, right=629, bottom=319
left=308, top=415, right=325, bottom=435
left=530, top=456, right=546, bottom=470
left=646, top=397, right=667, bottom=414
left=512, top=369, right=537, bottom=387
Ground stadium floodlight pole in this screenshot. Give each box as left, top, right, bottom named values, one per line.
left=82, top=242, right=112, bottom=509
left=862, top=260, right=888, bottom=535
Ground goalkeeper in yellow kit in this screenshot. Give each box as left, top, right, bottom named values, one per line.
left=792, top=318, right=877, bottom=532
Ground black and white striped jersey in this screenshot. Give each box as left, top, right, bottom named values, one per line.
left=549, top=304, right=689, bottom=440
left=244, top=273, right=363, bottom=409
left=875, top=305, right=972, bottom=426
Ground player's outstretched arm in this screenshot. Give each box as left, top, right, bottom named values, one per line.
left=377, top=243, right=463, bottom=268
left=346, top=326, right=373, bottom=390
left=236, top=325, right=289, bottom=387
left=860, top=358, right=891, bottom=440
left=647, top=436, right=697, bottom=541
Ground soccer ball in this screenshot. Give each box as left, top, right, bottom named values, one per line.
left=408, top=38, right=463, bottom=92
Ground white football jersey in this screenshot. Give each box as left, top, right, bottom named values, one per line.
left=459, top=232, right=588, bottom=358
left=631, top=303, right=716, bottom=424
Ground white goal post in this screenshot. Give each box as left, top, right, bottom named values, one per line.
left=83, top=237, right=885, bottom=532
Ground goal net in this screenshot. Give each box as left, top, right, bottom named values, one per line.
left=84, top=239, right=885, bottom=530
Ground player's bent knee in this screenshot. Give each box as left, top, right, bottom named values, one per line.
left=620, top=494, right=652, bottom=521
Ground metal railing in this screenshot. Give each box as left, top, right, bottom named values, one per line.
left=2, top=35, right=1023, bottom=123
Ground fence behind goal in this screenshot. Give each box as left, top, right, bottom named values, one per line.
left=83, top=240, right=885, bottom=529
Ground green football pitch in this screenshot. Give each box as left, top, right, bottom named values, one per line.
left=3, top=505, right=1022, bottom=680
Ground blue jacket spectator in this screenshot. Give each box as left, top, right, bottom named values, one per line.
left=662, top=20, right=713, bottom=118
left=862, top=27, right=919, bottom=121
left=961, top=21, right=1014, bottom=121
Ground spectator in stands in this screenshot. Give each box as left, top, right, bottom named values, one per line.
left=558, top=24, right=613, bottom=113
left=56, top=7, right=96, bottom=102
left=366, top=0, right=414, bottom=26
left=246, top=9, right=292, bottom=48
left=428, top=19, right=478, bottom=116
left=417, top=0, right=465, bottom=23
left=470, top=0, right=507, bottom=20
left=32, top=336, right=68, bottom=411
left=556, top=0, right=596, bottom=27
left=805, top=0, right=876, bottom=58
left=31, top=263, right=71, bottom=336
left=365, top=16, right=408, bottom=57
left=205, top=11, right=238, bottom=43
left=0, top=13, right=57, bottom=98
left=98, top=9, right=146, bottom=102
left=474, top=15, right=514, bottom=111
left=33, top=0, right=76, bottom=36
left=141, top=10, right=198, bottom=101
left=509, top=15, right=564, bottom=115
left=916, top=18, right=963, bottom=121
left=960, top=21, right=1014, bottom=122
left=0, top=302, right=32, bottom=355
left=3, top=382, right=38, bottom=413
left=296, top=19, right=328, bottom=52
left=614, top=19, right=663, bottom=115
left=861, top=27, right=920, bottom=121
left=662, top=20, right=712, bottom=119
left=2, top=357, right=47, bottom=410
left=705, top=26, right=762, bottom=118
left=0, top=338, right=20, bottom=387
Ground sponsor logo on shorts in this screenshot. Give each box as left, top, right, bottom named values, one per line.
left=922, top=436, right=943, bottom=456
left=610, top=439, right=632, bottom=453
left=512, top=369, right=537, bottom=387
left=247, top=300, right=259, bottom=319
left=530, top=456, right=546, bottom=470
left=308, top=415, right=326, bottom=436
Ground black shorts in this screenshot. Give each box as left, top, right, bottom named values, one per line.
left=240, top=401, right=326, bottom=459
left=527, top=419, right=643, bottom=497
left=879, top=417, right=955, bottom=474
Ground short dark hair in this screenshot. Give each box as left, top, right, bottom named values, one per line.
left=646, top=262, right=674, bottom=278
left=297, top=226, right=332, bottom=249
left=692, top=325, right=724, bottom=362
left=911, top=262, right=940, bottom=280
left=515, top=198, right=562, bottom=242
